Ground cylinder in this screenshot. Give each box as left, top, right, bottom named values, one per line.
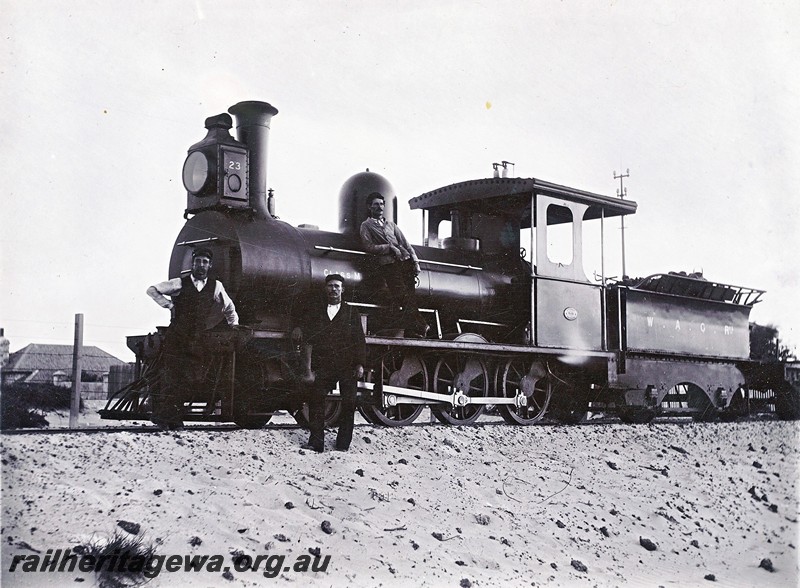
left=228, top=101, right=279, bottom=219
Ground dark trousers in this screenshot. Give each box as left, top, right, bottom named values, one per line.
left=307, top=365, right=358, bottom=451
left=152, top=338, right=207, bottom=425
left=373, top=260, right=427, bottom=336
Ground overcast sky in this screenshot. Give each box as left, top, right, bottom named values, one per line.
left=2, top=0, right=798, bottom=362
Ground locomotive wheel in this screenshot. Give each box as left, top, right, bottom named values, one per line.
left=232, top=393, right=273, bottom=429
left=361, top=352, right=428, bottom=427
left=233, top=413, right=272, bottom=429
left=357, top=406, right=379, bottom=425
left=293, top=395, right=342, bottom=429
left=233, top=354, right=272, bottom=428
left=498, top=359, right=552, bottom=425
left=430, top=353, right=488, bottom=425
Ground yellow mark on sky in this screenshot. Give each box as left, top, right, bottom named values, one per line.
left=485, top=101, right=492, bottom=110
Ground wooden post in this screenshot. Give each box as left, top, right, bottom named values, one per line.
left=69, top=314, right=84, bottom=428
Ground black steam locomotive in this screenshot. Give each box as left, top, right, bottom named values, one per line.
left=101, top=100, right=799, bottom=427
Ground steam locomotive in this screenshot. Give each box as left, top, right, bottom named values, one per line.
left=101, top=100, right=799, bottom=427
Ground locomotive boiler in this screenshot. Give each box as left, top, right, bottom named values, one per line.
left=101, top=100, right=799, bottom=427
left=171, top=102, right=522, bottom=336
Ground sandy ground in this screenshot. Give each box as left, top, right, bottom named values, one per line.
left=1, top=406, right=798, bottom=588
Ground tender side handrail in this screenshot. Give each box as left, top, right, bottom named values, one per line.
left=629, top=273, right=765, bottom=306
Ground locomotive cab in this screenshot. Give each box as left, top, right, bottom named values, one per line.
left=410, top=176, right=637, bottom=350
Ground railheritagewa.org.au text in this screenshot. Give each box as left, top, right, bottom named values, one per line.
left=8, top=548, right=331, bottom=579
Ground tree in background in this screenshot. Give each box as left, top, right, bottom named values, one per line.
left=80, top=369, right=103, bottom=382
left=0, top=382, right=83, bottom=429
left=750, top=322, right=796, bottom=362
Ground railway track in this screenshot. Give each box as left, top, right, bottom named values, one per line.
left=1, top=412, right=781, bottom=435
left=1, top=424, right=244, bottom=435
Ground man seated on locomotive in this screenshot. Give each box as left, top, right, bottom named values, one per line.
left=291, top=274, right=366, bottom=453
left=146, top=246, right=239, bottom=430
left=359, top=192, right=428, bottom=338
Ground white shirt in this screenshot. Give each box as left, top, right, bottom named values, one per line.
left=327, top=303, right=341, bottom=321
left=189, top=276, right=208, bottom=291
left=146, top=276, right=239, bottom=327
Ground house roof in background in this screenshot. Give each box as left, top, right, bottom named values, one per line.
left=3, top=344, right=126, bottom=383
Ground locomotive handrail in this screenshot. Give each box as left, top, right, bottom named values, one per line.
left=419, top=259, right=483, bottom=271
left=456, top=319, right=508, bottom=333
left=314, top=245, right=367, bottom=255
left=313, top=245, right=482, bottom=271
left=177, top=237, right=220, bottom=247
left=534, top=274, right=599, bottom=287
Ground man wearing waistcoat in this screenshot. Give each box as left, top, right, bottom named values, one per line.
left=292, top=274, right=366, bottom=452
left=146, top=247, right=238, bottom=430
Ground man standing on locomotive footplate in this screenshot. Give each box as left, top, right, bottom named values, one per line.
left=146, top=247, right=238, bottom=430
left=359, top=191, right=429, bottom=338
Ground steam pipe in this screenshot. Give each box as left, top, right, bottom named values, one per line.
left=228, top=100, right=279, bottom=219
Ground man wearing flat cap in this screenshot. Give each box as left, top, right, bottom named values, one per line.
left=292, top=274, right=366, bottom=452
left=359, top=191, right=428, bottom=338
left=146, top=246, right=239, bottom=430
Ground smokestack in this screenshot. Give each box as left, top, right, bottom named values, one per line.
left=228, top=101, right=279, bottom=219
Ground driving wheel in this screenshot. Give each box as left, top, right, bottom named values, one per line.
left=498, top=358, right=551, bottom=425
left=430, top=353, right=488, bottom=425
left=361, top=351, right=428, bottom=426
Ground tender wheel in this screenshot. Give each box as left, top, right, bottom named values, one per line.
left=619, top=408, right=655, bottom=424
left=685, top=383, right=718, bottom=422
left=662, top=382, right=719, bottom=422
left=548, top=381, right=589, bottom=424
left=293, top=394, right=342, bottom=429
left=498, top=359, right=552, bottom=425
left=552, top=408, right=588, bottom=425
left=775, top=383, right=800, bottom=420
left=720, top=387, right=748, bottom=422
left=692, top=406, right=719, bottom=422
left=430, top=353, right=488, bottom=425
left=361, top=352, right=427, bottom=426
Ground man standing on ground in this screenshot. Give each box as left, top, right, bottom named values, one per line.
left=292, top=274, right=365, bottom=452
left=359, top=192, right=428, bottom=338
left=146, top=247, right=238, bottom=430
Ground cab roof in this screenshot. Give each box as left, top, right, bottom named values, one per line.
left=409, top=177, right=637, bottom=227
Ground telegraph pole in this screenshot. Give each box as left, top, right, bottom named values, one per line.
left=69, top=314, right=84, bottom=428
left=614, top=169, right=630, bottom=279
